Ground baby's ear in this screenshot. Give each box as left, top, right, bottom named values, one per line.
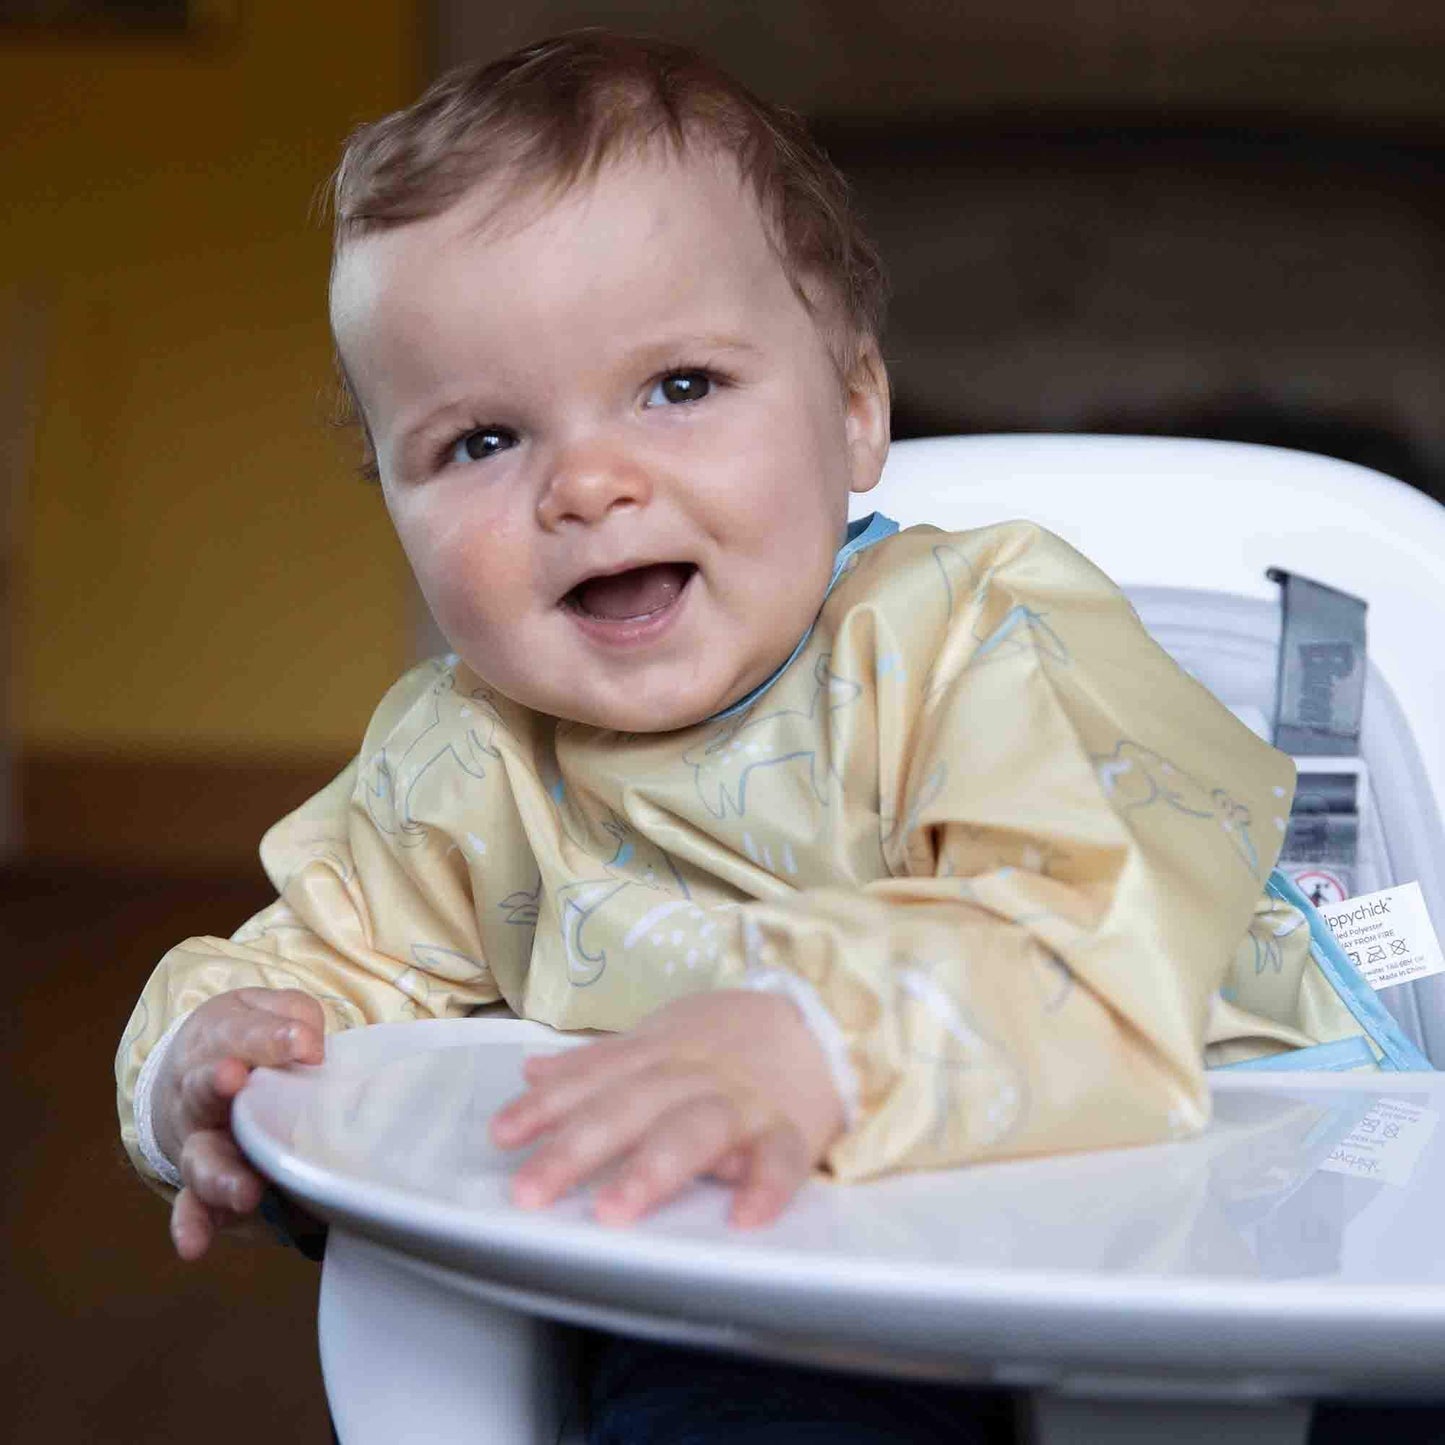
left=844, top=342, right=891, bottom=496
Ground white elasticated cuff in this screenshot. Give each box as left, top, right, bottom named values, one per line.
left=739, top=965, right=861, bottom=1129
left=133, top=1011, right=193, bottom=1189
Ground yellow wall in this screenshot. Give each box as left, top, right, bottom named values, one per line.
left=3, top=1, right=420, bottom=757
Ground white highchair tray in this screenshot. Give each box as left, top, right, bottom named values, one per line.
left=234, top=1018, right=1445, bottom=1394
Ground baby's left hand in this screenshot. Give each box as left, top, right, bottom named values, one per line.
left=490, top=989, right=845, bottom=1228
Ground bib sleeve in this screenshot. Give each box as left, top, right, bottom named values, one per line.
left=724, top=523, right=1295, bottom=1181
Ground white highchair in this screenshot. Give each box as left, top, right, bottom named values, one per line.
left=289, top=435, right=1445, bottom=1445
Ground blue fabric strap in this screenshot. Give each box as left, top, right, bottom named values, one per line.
left=1261, top=868, right=1434, bottom=1072
left=1212, top=1035, right=1378, bottom=1074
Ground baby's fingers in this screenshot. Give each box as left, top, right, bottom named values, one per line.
left=495, top=1044, right=663, bottom=1149
left=729, top=1122, right=811, bottom=1230
left=591, top=1094, right=743, bottom=1226
left=518, top=1035, right=659, bottom=1090
left=180, top=1127, right=266, bottom=1221
left=179, top=1054, right=253, bottom=1131
left=170, top=1185, right=247, bottom=1261
left=728, top=1121, right=809, bottom=1225
left=170, top=1129, right=265, bottom=1261
left=170, top=1185, right=218, bottom=1261
left=204, top=1005, right=321, bottom=1073
left=233, top=988, right=326, bottom=1063
left=507, top=1070, right=726, bottom=1211
left=708, top=1145, right=749, bottom=1183
left=169, top=1186, right=256, bottom=1262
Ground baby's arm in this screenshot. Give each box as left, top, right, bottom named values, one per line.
left=118, top=678, right=507, bottom=1256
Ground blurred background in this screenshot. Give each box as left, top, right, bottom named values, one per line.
left=3, top=1, right=1444, bottom=1440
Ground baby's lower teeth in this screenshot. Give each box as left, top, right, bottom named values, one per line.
left=591, top=602, right=660, bottom=621
left=574, top=563, right=689, bottom=621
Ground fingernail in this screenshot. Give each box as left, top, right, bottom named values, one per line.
left=491, top=1105, right=525, bottom=1142
left=597, top=1178, right=645, bottom=1222
left=732, top=1196, right=775, bottom=1230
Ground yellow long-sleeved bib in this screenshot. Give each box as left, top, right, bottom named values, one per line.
left=118, top=521, right=1325, bottom=1189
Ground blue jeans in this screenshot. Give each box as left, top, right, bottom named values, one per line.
left=584, top=1336, right=1445, bottom=1445
left=585, top=1336, right=1016, bottom=1445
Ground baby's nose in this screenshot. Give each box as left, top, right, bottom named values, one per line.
left=536, top=443, right=654, bottom=528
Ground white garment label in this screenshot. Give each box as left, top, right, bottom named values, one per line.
left=1316, top=881, right=1445, bottom=992
left=1319, top=1097, right=1439, bottom=1186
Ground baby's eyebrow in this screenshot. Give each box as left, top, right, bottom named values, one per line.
left=635, top=333, right=760, bottom=362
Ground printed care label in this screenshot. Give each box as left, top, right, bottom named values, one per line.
left=1317, top=881, right=1445, bottom=992
left=1319, top=1097, right=1440, bottom=1187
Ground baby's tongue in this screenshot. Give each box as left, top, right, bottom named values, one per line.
left=573, top=563, right=690, bottom=620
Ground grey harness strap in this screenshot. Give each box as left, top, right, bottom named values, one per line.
left=1269, top=569, right=1368, bottom=905
left=1269, top=567, right=1367, bottom=756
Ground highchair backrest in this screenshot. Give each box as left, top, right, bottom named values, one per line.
left=855, top=434, right=1445, bottom=1065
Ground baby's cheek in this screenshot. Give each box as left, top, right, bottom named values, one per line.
left=434, top=536, right=528, bottom=629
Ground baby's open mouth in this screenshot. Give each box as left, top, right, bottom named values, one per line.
left=564, top=562, right=696, bottom=621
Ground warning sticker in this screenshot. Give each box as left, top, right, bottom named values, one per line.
left=1319, top=1097, right=1440, bottom=1187
left=1316, top=881, right=1445, bottom=992
left=1290, top=867, right=1351, bottom=908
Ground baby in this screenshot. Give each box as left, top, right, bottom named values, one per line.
left=118, top=32, right=1322, bottom=1278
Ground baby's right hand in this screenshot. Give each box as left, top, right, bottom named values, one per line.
left=154, top=987, right=325, bottom=1261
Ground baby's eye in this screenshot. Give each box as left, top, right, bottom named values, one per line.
left=645, top=371, right=712, bottom=408
left=449, top=426, right=517, bottom=466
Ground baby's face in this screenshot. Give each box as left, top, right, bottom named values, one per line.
left=331, top=149, right=888, bottom=731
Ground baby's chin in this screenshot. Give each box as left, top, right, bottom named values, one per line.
left=497, top=672, right=758, bottom=735
left=547, top=691, right=735, bottom=736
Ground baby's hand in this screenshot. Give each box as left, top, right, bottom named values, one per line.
left=154, top=987, right=325, bottom=1261
left=490, top=990, right=844, bottom=1228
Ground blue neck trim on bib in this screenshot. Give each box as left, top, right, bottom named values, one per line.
left=706, top=511, right=899, bottom=723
